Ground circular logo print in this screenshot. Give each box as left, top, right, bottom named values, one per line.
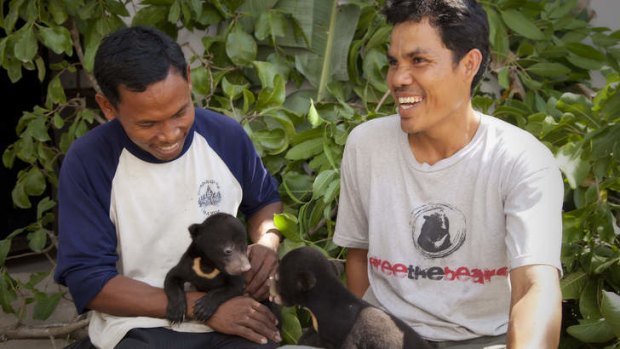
left=198, top=180, right=222, bottom=216
left=411, top=203, right=466, bottom=258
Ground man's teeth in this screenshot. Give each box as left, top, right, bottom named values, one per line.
left=159, top=143, right=179, bottom=152
left=398, top=96, right=423, bottom=104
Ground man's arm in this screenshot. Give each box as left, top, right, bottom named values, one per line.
left=507, top=264, right=562, bottom=349
left=87, top=275, right=281, bottom=344
left=244, top=201, right=283, bottom=300
left=345, top=248, right=370, bottom=298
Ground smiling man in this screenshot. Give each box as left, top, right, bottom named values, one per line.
left=333, top=1, right=564, bottom=348
left=55, top=26, right=283, bottom=349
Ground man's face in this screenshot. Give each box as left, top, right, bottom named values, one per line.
left=97, top=70, right=195, bottom=161
left=387, top=19, right=474, bottom=135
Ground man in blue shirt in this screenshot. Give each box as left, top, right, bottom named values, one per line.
left=55, top=26, right=283, bottom=349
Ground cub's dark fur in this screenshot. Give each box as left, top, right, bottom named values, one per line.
left=164, top=213, right=251, bottom=323
left=272, top=247, right=431, bottom=349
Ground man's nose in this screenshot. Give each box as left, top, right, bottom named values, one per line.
left=389, top=65, right=414, bottom=87
left=157, top=120, right=181, bottom=142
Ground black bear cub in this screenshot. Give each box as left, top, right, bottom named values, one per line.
left=271, top=247, right=431, bottom=349
left=164, top=213, right=251, bottom=324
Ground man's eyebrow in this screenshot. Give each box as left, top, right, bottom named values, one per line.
left=171, top=101, right=190, bottom=117
left=387, top=48, right=429, bottom=59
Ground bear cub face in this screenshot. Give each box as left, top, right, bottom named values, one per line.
left=188, top=213, right=250, bottom=275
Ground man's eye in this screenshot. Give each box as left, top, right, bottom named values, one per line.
left=412, top=57, right=426, bottom=64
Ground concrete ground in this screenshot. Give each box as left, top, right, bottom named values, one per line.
left=0, top=255, right=84, bottom=349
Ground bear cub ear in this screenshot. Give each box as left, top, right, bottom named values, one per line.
left=188, top=223, right=201, bottom=239
left=296, top=271, right=317, bottom=292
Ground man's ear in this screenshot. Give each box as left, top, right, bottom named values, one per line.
left=461, top=48, right=483, bottom=81
left=95, top=94, right=118, bottom=121
left=296, top=271, right=316, bottom=292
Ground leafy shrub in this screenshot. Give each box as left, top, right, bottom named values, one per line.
left=0, top=0, right=619, bottom=346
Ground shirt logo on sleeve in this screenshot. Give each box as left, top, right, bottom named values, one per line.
left=411, top=203, right=466, bottom=258
left=198, top=180, right=222, bottom=216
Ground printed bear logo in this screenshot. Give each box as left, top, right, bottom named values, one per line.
left=411, top=203, right=466, bottom=258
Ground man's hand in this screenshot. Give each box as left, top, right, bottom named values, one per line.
left=206, top=296, right=281, bottom=344
left=244, top=243, right=278, bottom=300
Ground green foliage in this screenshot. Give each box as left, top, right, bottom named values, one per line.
left=1, top=0, right=619, bottom=346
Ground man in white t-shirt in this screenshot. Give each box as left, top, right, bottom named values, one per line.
left=333, top=1, right=564, bottom=348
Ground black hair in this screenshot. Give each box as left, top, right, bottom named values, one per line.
left=93, top=26, right=188, bottom=107
left=383, top=0, right=490, bottom=94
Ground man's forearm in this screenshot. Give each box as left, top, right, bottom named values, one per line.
left=87, top=275, right=203, bottom=318
left=507, top=266, right=562, bottom=349
left=345, top=248, right=370, bottom=298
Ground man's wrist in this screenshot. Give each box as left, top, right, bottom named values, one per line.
left=257, top=229, right=281, bottom=251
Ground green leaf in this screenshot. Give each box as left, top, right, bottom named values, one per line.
left=0, top=274, right=17, bottom=314
left=33, top=291, right=62, bottom=320
left=485, top=7, right=509, bottom=61
left=312, top=169, right=338, bottom=200
left=168, top=1, right=180, bottom=23
left=12, top=182, right=31, bottom=209
left=225, top=24, right=257, bottom=66
left=500, top=9, right=546, bottom=41
left=560, top=271, right=587, bottom=300
left=253, top=129, right=288, bottom=155
left=191, top=66, right=211, bottom=96
left=37, top=197, right=56, bottom=220
left=14, top=27, right=38, bottom=62
left=579, top=281, right=602, bottom=320
left=37, top=26, right=72, bottom=55
left=294, top=1, right=360, bottom=101
left=0, top=239, right=11, bottom=266
left=285, top=138, right=324, bottom=161
left=28, top=229, right=47, bottom=252
left=601, top=291, right=620, bottom=337
left=48, top=0, right=69, bottom=25
left=526, top=62, right=571, bottom=78
left=24, top=167, right=46, bottom=196
left=46, top=76, right=67, bottom=106
left=256, top=75, right=285, bottom=110
left=34, top=56, right=46, bottom=81
left=282, top=172, right=313, bottom=203
left=280, top=306, right=302, bottom=343
left=2, top=145, right=16, bottom=169
left=307, top=99, right=322, bottom=128
left=26, top=117, right=51, bottom=142
left=52, top=112, right=65, bottom=129
left=274, top=213, right=301, bottom=243
left=221, top=77, right=247, bottom=101
left=555, top=143, right=590, bottom=189
left=567, top=319, right=616, bottom=343
left=253, top=61, right=280, bottom=89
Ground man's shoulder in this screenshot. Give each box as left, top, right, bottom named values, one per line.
left=65, top=119, right=125, bottom=161
left=347, top=115, right=400, bottom=146
left=480, top=113, right=556, bottom=169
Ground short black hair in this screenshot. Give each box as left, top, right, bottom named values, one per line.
left=383, top=0, right=490, bottom=94
left=94, top=26, right=188, bottom=107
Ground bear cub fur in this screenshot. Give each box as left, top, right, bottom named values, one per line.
left=164, top=213, right=251, bottom=323
left=271, top=246, right=431, bottom=349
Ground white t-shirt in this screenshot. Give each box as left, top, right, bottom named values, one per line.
left=333, top=113, right=563, bottom=341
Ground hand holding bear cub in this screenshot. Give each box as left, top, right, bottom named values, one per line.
left=271, top=247, right=431, bottom=349
left=164, top=213, right=251, bottom=324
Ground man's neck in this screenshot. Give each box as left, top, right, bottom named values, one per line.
left=407, top=107, right=480, bottom=166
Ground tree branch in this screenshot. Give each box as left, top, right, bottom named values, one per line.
left=0, top=318, right=89, bottom=340
left=70, top=18, right=101, bottom=96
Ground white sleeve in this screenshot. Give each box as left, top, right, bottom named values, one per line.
left=504, top=149, right=564, bottom=273
left=333, top=134, right=369, bottom=249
